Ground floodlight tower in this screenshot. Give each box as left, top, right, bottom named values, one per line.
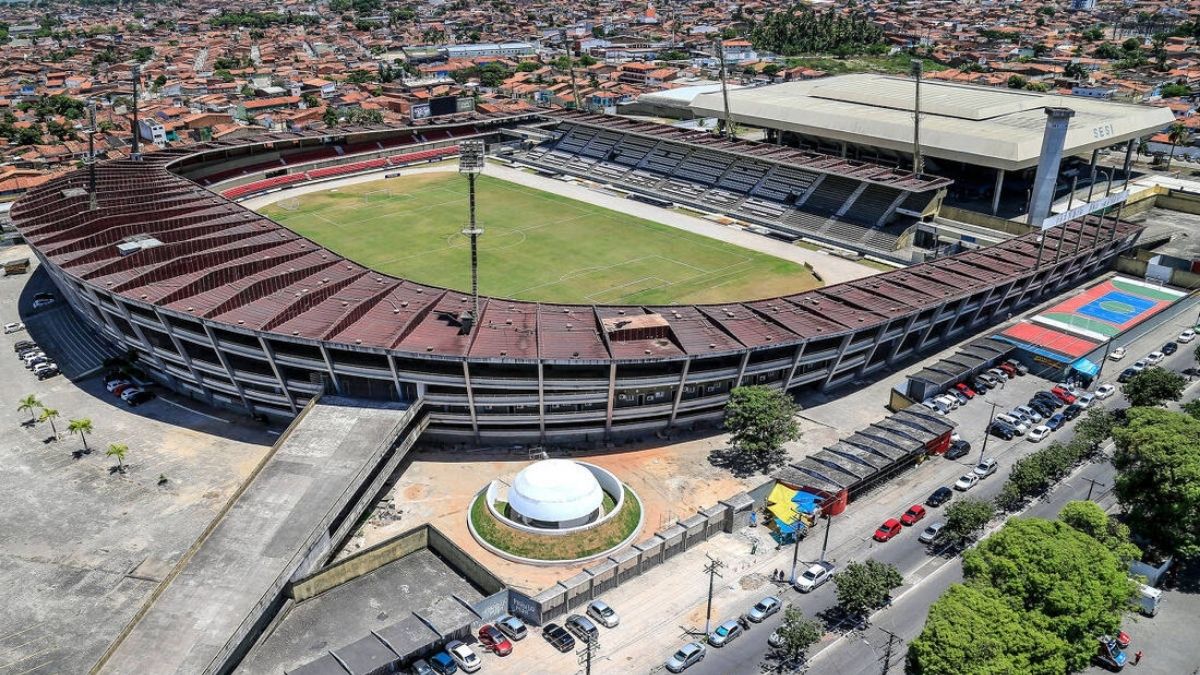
left=86, top=100, right=98, bottom=210
left=714, top=36, right=735, bottom=140
left=911, top=59, right=924, bottom=177
left=459, top=140, right=485, bottom=334
left=131, top=64, right=142, bottom=161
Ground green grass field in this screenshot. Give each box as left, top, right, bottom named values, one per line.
left=261, top=172, right=819, bottom=304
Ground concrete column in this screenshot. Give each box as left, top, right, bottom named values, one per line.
left=733, top=351, right=751, bottom=388
left=200, top=323, right=254, bottom=414
left=605, top=363, right=616, bottom=436
left=537, top=362, right=546, bottom=439
left=820, top=334, right=855, bottom=390
left=461, top=361, right=480, bottom=441
left=783, top=342, right=807, bottom=391
left=1026, top=107, right=1076, bottom=229
left=668, top=358, right=692, bottom=427
left=152, top=308, right=208, bottom=396
left=257, top=336, right=298, bottom=413
left=317, top=343, right=342, bottom=394
left=1123, top=139, right=1135, bottom=189
left=386, top=353, right=405, bottom=402
left=991, top=168, right=1005, bottom=215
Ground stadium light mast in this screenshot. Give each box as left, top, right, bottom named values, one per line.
left=86, top=100, right=97, bottom=210
left=911, top=59, right=924, bottom=177
left=130, top=64, right=142, bottom=161
left=459, top=140, right=485, bottom=334
left=714, top=37, right=735, bottom=140
left=560, top=29, right=582, bottom=110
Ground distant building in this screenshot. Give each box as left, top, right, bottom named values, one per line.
left=137, top=118, right=167, bottom=145
left=1071, top=0, right=1097, bottom=10
left=442, top=43, right=536, bottom=60
left=1071, top=84, right=1117, bottom=99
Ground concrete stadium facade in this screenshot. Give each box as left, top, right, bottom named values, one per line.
left=11, top=115, right=1142, bottom=444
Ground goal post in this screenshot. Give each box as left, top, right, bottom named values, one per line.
left=276, top=197, right=300, bottom=211
left=362, top=189, right=392, bottom=205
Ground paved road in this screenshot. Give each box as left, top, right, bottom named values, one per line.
left=686, top=294, right=1200, bottom=675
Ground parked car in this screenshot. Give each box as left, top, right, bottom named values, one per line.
left=1178, top=329, right=1196, bottom=344
left=1051, top=386, right=1076, bottom=404
left=445, top=641, right=480, bottom=673
left=3, top=322, right=24, bottom=334
left=935, top=394, right=959, bottom=411
left=587, top=600, right=619, bottom=628
left=747, top=596, right=782, bottom=623
left=1145, top=351, right=1165, bottom=365
left=1029, top=399, right=1055, bottom=418
left=1062, top=403, right=1083, bottom=421
left=926, top=486, right=953, bottom=507
left=495, top=615, right=528, bottom=641
left=665, top=642, right=707, bottom=673
left=918, top=522, right=945, bottom=544
left=954, top=382, right=976, bottom=398
left=767, top=630, right=784, bottom=649
left=125, top=390, right=153, bottom=406
left=1014, top=405, right=1044, bottom=424
left=1163, top=342, right=1178, bottom=356
left=1027, top=425, right=1051, bottom=443
left=996, top=413, right=1028, bottom=435
left=566, top=614, right=600, bottom=644
left=106, top=379, right=130, bottom=393
left=410, top=658, right=435, bottom=675
left=1131, top=359, right=1148, bottom=372
left=13, top=340, right=35, bottom=352
left=33, top=362, right=58, bottom=380
left=1077, top=393, right=1095, bottom=409
left=542, top=623, right=575, bottom=653
left=794, top=561, right=835, bottom=593
left=954, top=474, right=980, bottom=491
left=977, top=372, right=1000, bottom=387
left=477, top=624, right=513, bottom=656
left=31, top=297, right=54, bottom=310
left=428, top=651, right=458, bottom=675
left=1034, top=391, right=1064, bottom=409
left=948, top=389, right=969, bottom=406
left=1108, top=346, right=1127, bottom=361
left=998, top=363, right=1018, bottom=378
left=120, top=387, right=144, bottom=402
left=920, top=399, right=943, bottom=415
left=988, top=420, right=1015, bottom=440
left=973, top=457, right=998, bottom=479
left=986, top=367, right=1010, bottom=381
left=1095, top=383, right=1116, bottom=399
left=945, top=439, right=970, bottom=460
left=1046, top=413, right=1066, bottom=431
left=874, top=518, right=903, bottom=542
left=1118, top=368, right=1138, bottom=383
left=900, top=504, right=927, bottom=526
left=112, top=383, right=135, bottom=396
left=1005, top=359, right=1029, bottom=376
left=707, top=620, right=743, bottom=647
left=971, top=378, right=990, bottom=393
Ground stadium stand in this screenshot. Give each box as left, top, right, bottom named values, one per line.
left=221, top=146, right=461, bottom=200
left=512, top=111, right=952, bottom=256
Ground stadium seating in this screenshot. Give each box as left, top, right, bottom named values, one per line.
left=220, top=146, right=460, bottom=200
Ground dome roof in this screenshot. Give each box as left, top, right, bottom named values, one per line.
left=508, top=459, right=604, bottom=524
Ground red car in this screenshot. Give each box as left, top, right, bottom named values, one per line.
left=900, top=504, right=927, bottom=526
left=874, top=518, right=903, bottom=542
left=998, top=363, right=1017, bottom=378
left=478, top=624, right=513, bottom=656
left=954, top=383, right=976, bottom=398
left=1051, top=386, right=1076, bottom=404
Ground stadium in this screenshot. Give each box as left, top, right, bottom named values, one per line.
left=10, top=108, right=1143, bottom=445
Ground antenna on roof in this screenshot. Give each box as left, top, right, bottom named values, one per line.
left=458, top=140, right=485, bottom=335
left=714, top=37, right=735, bottom=140
left=131, top=64, right=142, bottom=161
left=911, top=59, right=924, bottom=177
left=86, top=100, right=97, bottom=210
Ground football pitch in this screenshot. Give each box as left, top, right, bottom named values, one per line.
left=261, top=171, right=820, bottom=305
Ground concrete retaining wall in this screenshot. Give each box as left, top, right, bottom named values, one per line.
left=290, top=527, right=429, bottom=602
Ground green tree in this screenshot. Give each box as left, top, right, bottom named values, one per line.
left=1058, top=499, right=1141, bottom=563
left=723, top=385, right=800, bottom=470
left=773, top=606, right=821, bottom=663
left=1122, top=37, right=1142, bottom=52
left=1183, top=398, right=1200, bottom=420
left=1093, top=42, right=1124, bottom=59
left=68, top=418, right=93, bottom=453
left=749, top=6, right=885, bottom=56
left=1006, top=74, right=1027, bottom=89
left=908, top=583, right=1070, bottom=675
left=1166, top=122, right=1191, bottom=169
left=1082, top=26, right=1105, bottom=43
left=17, top=394, right=41, bottom=423
left=322, top=107, right=339, bottom=127
left=1123, top=366, right=1186, bottom=406
left=106, top=442, right=128, bottom=473
left=1112, top=407, right=1200, bottom=557
left=516, top=61, right=539, bottom=72
left=1161, top=82, right=1191, bottom=97
left=302, top=92, right=319, bottom=108
left=832, top=559, right=903, bottom=621
left=132, top=46, right=153, bottom=62
left=963, top=518, right=1137, bottom=670
left=39, top=406, right=60, bottom=438
left=941, top=497, right=995, bottom=547
left=1074, top=407, right=1117, bottom=451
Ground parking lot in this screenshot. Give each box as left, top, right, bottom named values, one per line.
left=0, top=251, right=276, bottom=675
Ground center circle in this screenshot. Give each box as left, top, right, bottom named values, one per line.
left=1098, top=299, right=1136, bottom=315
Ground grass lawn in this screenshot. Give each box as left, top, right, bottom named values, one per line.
left=470, top=487, right=642, bottom=561
left=262, top=172, right=819, bottom=304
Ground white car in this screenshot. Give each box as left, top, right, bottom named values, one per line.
left=445, top=640, right=481, bottom=673
left=1076, top=393, right=1095, bottom=409
left=1014, top=405, right=1044, bottom=424
left=794, top=561, right=835, bottom=593
left=587, top=600, right=619, bottom=628
left=935, top=394, right=960, bottom=411
left=1145, top=351, right=1165, bottom=365
left=120, top=387, right=144, bottom=402
left=1108, top=346, right=1127, bottom=361
left=1179, top=329, right=1196, bottom=343
left=954, top=474, right=980, bottom=491
left=3, top=322, right=24, bottom=334
left=973, top=457, right=998, bottom=479
left=921, top=399, right=944, bottom=415
left=1027, top=425, right=1051, bottom=443
left=106, top=379, right=130, bottom=393
left=1095, top=383, right=1116, bottom=399
left=918, top=522, right=945, bottom=544
left=995, top=413, right=1027, bottom=435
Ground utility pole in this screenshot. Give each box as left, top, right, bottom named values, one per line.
left=458, top=140, right=485, bottom=334
left=820, top=511, right=833, bottom=563
left=131, top=64, right=141, bottom=161
left=703, top=555, right=724, bottom=635
left=1084, top=477, right=1107, bottom=501
left=714, top=37, right=735, bottom=140
left=911, top=59, right=924, bottom=176
left=560, top=29, right=581, bottom=110
left=576, top=636, right=599, bottom=675
left=877, top=627, right=903, bottom=675
left=789, top=506, right=803, bottom=583
left=979, top=400, right=1001, bottom=462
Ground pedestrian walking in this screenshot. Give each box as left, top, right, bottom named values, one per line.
left=1134, top=650, right=1143, bottom=666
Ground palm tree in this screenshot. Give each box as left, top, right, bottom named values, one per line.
left=1167, top=122, right=1190, bottom=169
left=106, top=442, right=128, bottom=473
left=17, top=394, right=42, bottom=424
left=68, top=418, right=94, bottom=453
left=39, top=407, right=60, bottom=439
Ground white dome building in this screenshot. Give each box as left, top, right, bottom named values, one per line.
left=507, top=459, right=605, bottom=529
